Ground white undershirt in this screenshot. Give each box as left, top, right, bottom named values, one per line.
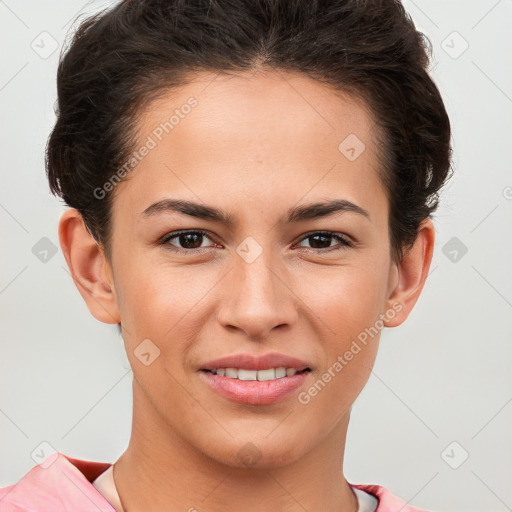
left=92, top=465, right=123, bottom=512
left=92, top=465, right=379, bottom=512
left=353, top=487, right=379, bottom=512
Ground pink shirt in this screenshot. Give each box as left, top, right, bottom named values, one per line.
left=0, top=452, right=431, bottom=511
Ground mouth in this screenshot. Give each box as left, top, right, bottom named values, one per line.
left=199, top=367, right=312, bottom=405
left=201, top=367, right=311, bottom=381
left=198, top=352, right=313, bottom=405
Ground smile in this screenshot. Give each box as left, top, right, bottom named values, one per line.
left=203, top=367, right=310, bottom=381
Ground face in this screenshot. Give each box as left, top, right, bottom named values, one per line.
left=105, top=70, right=400, bottom=467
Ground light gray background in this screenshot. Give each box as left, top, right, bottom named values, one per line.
left=1, top=1, right=511, bottom=511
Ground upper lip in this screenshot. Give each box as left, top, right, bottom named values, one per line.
left=200, top=352, right=311, bottom=371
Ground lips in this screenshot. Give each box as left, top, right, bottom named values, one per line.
left=198, top=352, right=312, bottom=405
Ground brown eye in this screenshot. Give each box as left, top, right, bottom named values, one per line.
left=296, top=231, right=354, bottom=251
left=160, top=230, right=217, bottom=252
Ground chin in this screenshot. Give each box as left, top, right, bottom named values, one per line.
left=203, top=435, right=311, bottom=470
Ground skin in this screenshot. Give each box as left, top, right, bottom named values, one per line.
left=59, top=69, right=434, bottom=512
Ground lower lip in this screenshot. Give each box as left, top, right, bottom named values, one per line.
left=199, top=370, right=310, bottom=405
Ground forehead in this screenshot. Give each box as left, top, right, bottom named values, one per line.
left=112, top=69, right=387, bottom=224
left=139, top=69, right=377, bottom=152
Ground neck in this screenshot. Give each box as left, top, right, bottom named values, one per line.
left=113, top=380, right=358, bottom=512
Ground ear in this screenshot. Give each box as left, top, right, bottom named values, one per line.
left=58, top=208, right=121, bottom=325
left=383, top=217, right=435, bottom=327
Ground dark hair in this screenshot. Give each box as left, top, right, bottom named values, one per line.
left=47, top=0, right=452, bottom=265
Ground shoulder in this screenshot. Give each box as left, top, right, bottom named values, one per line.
left=352, top=483, right=436, bottom=512
left=0, top=452, right=114, bottom=511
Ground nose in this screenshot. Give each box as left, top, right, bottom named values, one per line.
left=215, top=248, right=299, bottom=340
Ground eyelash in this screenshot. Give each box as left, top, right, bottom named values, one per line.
left=158, top=229, right=355, bottom=254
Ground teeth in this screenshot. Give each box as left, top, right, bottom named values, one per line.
left=225, top=368, right=238, bottom=378
left=275, top=367, right=286, bottom=378
left=210, top=367, right=303, bottom=381
left=257, top=368, right=276, bottom=381
left=238, top=369, right=258, bottom=380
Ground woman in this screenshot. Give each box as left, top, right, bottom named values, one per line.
left=0, top=0, right=452, bottom=510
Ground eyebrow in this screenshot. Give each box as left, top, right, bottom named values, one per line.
left=141, top=198, right=370, bottom=224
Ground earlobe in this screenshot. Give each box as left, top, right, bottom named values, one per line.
left=58, top=208, right=121, bottom=325
left=383, top=218, right=435, bottom=328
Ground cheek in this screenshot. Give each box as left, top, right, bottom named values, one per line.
left=296, top=269, right=384, bottom=420
left=295, top=260, right=387, bottom=392
left=113, top=258, right=224, bottom=380
left=298, top=259, right=389, bottom=337
left=115, top=255, right=204, bottom=333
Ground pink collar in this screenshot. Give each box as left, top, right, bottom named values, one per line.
left=0, top=452, right=429, bottom=511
